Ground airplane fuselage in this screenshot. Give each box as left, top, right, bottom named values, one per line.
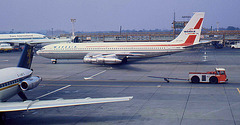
left=0, top=33, right=46, bottom=42
left=0, top=43, right=13, bottom=52
left=0, top=67, right=32, bottom=102
left=0, top=33, right=71, bottom=44
left=37, top=41, right=187, bottom=59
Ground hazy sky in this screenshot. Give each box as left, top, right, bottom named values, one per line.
left=0, top=0, right=239, bottom=32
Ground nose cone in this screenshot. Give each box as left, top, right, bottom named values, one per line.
left=36, top=50, right=41, bottom=55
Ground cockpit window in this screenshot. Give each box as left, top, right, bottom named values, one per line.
left=220, top=71, right=225, bottom=75
left=217, top=71, right=225, bottom=75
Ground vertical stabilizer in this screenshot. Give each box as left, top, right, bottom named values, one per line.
left=17, top=44, right=34, bottom=69
left=172, top=12, right=205, bottom=46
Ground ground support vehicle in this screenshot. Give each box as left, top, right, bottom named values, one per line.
left=231, top=43, right=240, bottom=49
left=189, top=68, right=228, bottom=83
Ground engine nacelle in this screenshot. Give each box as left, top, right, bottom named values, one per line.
left=19, top=76, right=42, bottom=91
left=83, top=56, right=122, bottom=64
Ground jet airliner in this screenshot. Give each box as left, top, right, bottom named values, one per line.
left=0, top=33, right=70, bottom=44
left=0, top=43, right=132, bottom=118
left=37, top=12, right=205, bottom=64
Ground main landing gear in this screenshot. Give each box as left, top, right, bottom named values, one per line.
left=51, top=59, right=57, bottom=64
left=0, top=112, right=6, bottom=122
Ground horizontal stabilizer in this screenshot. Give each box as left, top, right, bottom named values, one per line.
left=183, top=40, right=212, bottom=48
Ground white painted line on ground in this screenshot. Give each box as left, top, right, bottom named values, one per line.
left=36, top=85, right=71, bottom=99
left=84, top=70, right=107, bottom=80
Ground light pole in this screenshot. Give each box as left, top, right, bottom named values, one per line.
left=216, top=22, right=219, bottom=32
left=71, top=19, right=76, bottom=37
left=51, top=28, right=54, bottom=37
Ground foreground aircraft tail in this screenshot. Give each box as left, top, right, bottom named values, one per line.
left=172, top=12, right=205, bottom=46
left=16, top=44, right=34, bottom=101
left=17, top=44, right=34, bottom=69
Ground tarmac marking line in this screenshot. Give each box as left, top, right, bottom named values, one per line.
left=84, top=70, right=107, bottom=80
left=36, top=85, right=71, bottom=99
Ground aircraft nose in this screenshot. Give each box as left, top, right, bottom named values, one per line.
left=36, top=50, right=40, bottom=55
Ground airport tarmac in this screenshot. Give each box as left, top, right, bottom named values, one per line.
left=1, top=47, right=240, bottom=125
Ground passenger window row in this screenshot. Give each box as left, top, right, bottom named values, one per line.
left=53, top=46, right=171, bottom=50
left=0, top=77, right=26, bottom=88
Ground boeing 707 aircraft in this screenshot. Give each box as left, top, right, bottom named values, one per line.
left=37, top=12, right=205, bottom=64
left=0, top=33, right=70, bottom=44
left=0, top=43, right=132, bottom=119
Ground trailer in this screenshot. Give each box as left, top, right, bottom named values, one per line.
left=189, top=68, right=228, bottom=83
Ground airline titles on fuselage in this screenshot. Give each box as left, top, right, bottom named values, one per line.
left=9, top=35, right=34, bottom=38
left=51, top=45, right=183, bottom=51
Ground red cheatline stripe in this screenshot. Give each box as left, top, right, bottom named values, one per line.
left=194, top=18, right=203, bottom=29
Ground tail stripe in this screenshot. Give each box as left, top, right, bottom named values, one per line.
left=194, top=18, right=203, bottom=29
left=183, top=35, right=197, bottom=46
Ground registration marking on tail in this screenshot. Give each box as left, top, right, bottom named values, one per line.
left=237, top=88, right=240, bottom=94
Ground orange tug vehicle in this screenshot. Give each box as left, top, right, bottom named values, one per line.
left=189, top=68, right=228, bottom=84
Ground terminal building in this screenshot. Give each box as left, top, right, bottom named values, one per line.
left=60, top=30, right=240, bottom=48
left=59, top=18, right=240, bottom=49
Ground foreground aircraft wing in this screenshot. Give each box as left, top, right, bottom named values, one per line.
left=0, top=96, right=133, bottom=112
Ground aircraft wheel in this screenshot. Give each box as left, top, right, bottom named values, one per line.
left=191, top=76, right=200, bottom=83
left=52, top=61, right=57, bottom=64
left=51, top=59, right=57, bottom=64
left=0, top=113, right=6, bottom=121
left=209, top=76, right=218, bottom=84
left=121, top=57, right=127, bottom=64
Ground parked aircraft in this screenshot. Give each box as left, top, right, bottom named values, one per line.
left=0, top=33, right=70, bottom=44
left=37, top=12, right=205, bottom=64
left=0, top=43, right=13, bottom=52
left=0, top=44, right=132, bottom=118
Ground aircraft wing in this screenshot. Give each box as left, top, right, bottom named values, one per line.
left=0, top=96, right=133, bottom=112
left=87, top=52, right=145, bottom=57
left=86, top=53, right=146, bottom=59
left=29, top=38, right=71, bottom=44
left=115, top=53, right=145, bottom=57
left=83, top=52, right=146, bottom=64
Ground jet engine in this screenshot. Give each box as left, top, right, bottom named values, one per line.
left=19, top=76, right=42, bottom=91
left=83, top=55, right=122, bottom=64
